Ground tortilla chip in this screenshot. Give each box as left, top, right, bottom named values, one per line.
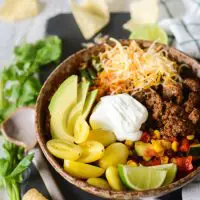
left=123, top=0, right=159, bottom=32
left=0, top=0, right=40, bottom=22
left=70, top=0, right=110, bottom=40
left=22, top=188, right=47, bottom=200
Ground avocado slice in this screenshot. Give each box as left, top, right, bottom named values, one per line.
left=82, top=89, right=98, bottom=119
left=49, top=75, right=78, bottom=142
left=67, top=81, right=90, bottom=135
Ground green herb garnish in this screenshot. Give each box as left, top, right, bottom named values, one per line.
left=0, top=36, right=62, bottom=122
left=0, top=36, right=62, bottom=199
left=0, top=141, right=34, bottom=200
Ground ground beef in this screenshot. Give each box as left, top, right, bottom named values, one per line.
left=160, top=101, right=193, bottom=138
left=162, top=102, right=187, bottom=123
left=145, top=90, right=163, bottom=120
left=188, top=108, right=200, bottom=125
left=132, top=78, right=200, bottom=139
left=161, top=117, right=194, bottom=137
left=133, top=90, right=146, bottom=103
left=184, top=92, right=200, bottom=113
left=163, top=83, right=183, bottom=104
left=183, top=78, right=200, bottom=92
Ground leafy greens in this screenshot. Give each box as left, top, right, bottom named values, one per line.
left=0, top=141, right=34, bottom=200
left=0, top=36, right=62, bottom=122
left=0, top=35, right=62, bottom=200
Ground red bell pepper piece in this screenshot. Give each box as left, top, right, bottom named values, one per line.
left=179, top=138, right=190, bottom=152
left=140, top=132, right=151, bottom=143
left=176, top=156, right=193, bottom=172
left=145, top=148, right=157, bottom=157
left=142, top=157, right=161, bottom=166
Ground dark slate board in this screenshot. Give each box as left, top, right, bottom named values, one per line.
left=26, top=13, right=182, bottom=200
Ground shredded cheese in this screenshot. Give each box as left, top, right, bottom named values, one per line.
left=96, top=38, right=182, bottom=95
left=82, top=33, right=109, bottom=48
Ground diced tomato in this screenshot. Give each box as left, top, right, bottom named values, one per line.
left=140, top=132, right=151, bottom=143
left=142, top=157, right=161, bottom=166
left=176, top=156, right=193, bottom=172
left=145, top=148, right=157, bottom=157
left=179, top=138, right=190, bottom=152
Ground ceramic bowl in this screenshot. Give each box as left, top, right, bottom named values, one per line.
left=35, top=40, right=200, bottom=199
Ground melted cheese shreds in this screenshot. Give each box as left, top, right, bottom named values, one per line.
left=97, top=39, right=182, bottom=95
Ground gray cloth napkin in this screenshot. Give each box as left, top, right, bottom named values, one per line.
left=159, top=0, right=200, bottom=59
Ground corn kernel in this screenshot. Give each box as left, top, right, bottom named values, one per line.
left=156, top=151, right=164, bottom=157
left=153, top=130, right=160, bottom=139
left=187, top=135, right=195, bottom=140
left=152, top=140, right=164, bottom=153
left=154, top=130, right=160, bottom=134
left=161, top=156, right=169, bottom=164
left=172, top=141, right=179, bottom=152
left=125, top=140, right=134, bottom=148
left=127, top=160, right=138, bottom=167
left=161, top=140, right=171, bottom=149
left=143, top=156, right=151, bottom=161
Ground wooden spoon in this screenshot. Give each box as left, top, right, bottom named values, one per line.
left=1, top=107, right=37, bottom=151
left=1, top=107, right=64, bottom=200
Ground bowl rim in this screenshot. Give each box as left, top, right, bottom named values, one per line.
left=35, top=39, right=200, bottom=199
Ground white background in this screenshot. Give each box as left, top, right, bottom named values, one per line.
left=0, top=0, right=133, bottom=68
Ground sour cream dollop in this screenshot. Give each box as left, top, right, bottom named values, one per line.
left=89, top=94, right=148, bottom=141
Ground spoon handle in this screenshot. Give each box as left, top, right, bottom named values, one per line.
left=30, top=147, right=65, bottom=200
